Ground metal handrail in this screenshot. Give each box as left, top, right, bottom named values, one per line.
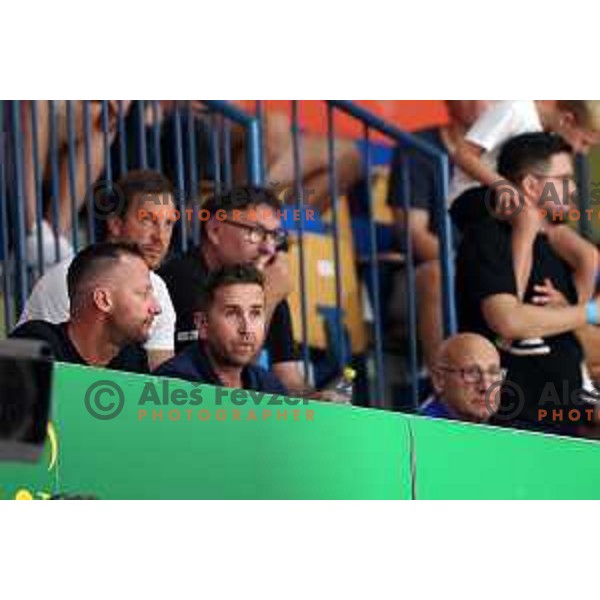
left=327, top=100, right=456, bottom=338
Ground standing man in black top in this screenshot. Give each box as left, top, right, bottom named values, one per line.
left=454, top=132, right=600, bottom=436
left=159, top=186, right=305, bottom=395
left=11, top=242, right=161, bottom=373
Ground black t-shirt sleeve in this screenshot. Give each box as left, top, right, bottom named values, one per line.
left=465, top=222, right=517, bottom=304
left=265, top=301, right=300, bottom=364
left=9, top=321, right=70, bottom=361
left=450, top=186, right=493, bottom=233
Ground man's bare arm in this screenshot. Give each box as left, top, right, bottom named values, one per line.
left=482, top=293, right=589, bottom=340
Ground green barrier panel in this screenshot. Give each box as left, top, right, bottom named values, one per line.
left=0, top=363, right=412, bottom=499
left=2, top=363, right=600, bottom=499
left=408, top=415, right=600, bottom=499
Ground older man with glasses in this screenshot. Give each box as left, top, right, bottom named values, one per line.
left=158, top=186, right=306, bottom=396
left=419, top=333, right=504, bottom=424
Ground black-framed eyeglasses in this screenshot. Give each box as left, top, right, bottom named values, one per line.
left=438, top=365, right=507, bottom=384
left=224, top=220, right=288, bottom=249
left=530, top=172, right=577, bottom=185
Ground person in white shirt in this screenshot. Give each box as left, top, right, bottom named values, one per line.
left=451, top=100, right=600, bottom=201
left=19, top=170, right=177, bottom=370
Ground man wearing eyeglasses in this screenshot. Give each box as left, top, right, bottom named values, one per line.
left=420, top=333, right=503, bottom=423
left=454, top=132, right=600, bottom=436
left=159, top=186, right=306, bottom=395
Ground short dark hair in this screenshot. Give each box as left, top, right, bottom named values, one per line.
left=110, top=170, right=174, bottom=219
left=497, top=133, right=573, bottom=183
left=67, top=242, right=146, bottom=307
left=201, top=186, right=282, bottom=229
left=195, top=264, right=265, bottom=312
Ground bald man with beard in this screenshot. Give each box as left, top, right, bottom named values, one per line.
left=419, top=333, right=505, bottom=423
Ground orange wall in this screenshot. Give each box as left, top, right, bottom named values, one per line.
left=235, top=100, right=448, bottom=138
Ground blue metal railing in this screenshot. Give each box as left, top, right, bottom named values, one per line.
left=243, top=100, right=454, bottom=408
left=0, top=100, right=262, bottom=332
left=325, top=101, right=453, bottom=409
left=202, top=100, right=261, bottom=187
left=2, top=98, right=456, bottom=411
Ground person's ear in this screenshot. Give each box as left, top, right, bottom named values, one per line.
left=560, top=110, right=577, bottom=130
left=106, top=215, right=124, bottom=239
left=521, top=173, right=539, bottom=202
left=431, top=366, right=445, bottom=396
left=92, top=287, right=112, bottom=314
left=205, top=219, right=220, bottom=246
left=194, top=311, right=209, bottom=340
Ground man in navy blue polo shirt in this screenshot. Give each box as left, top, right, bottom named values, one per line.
left=155, top=264, right=287, bottom=395
left=419, top=333, right=503, bottom=424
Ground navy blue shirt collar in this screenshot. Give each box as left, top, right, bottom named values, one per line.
left=418, top=396, right=457, bottom=420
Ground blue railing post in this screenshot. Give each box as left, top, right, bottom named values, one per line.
left=9, top=101, right=28, bottom=315
left=137, top=100, right=148, bottom=170
left=362, top=125, right=385, bottom=406
left=246, top=119, right=262, bottom=187
left=327, top=101, right=456, bottom=338
left=186, top=101, right=200, bottom=245
left=399, top=153, right=420, bottom=409
left=435, top=153, right=456, bottom=336
left=30, top=101, right=45, bottom=272
left=202, top=101, right=262, bottom=187
left=291, top=101, right=311, bottom=382
left=48, top=100, right=61, bottom=263
left=172, top=104, right=187, bottom=255
left=83, top=100, right=95, bottom=245
left=326, top=104, right=348, bottom=371
left=66, top=100, right=79, bottom=252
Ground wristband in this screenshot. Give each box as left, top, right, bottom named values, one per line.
left=586, top=300, right=599, bottom=325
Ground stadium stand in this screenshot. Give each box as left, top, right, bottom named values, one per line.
left=2, top=99, right=600, bottom=438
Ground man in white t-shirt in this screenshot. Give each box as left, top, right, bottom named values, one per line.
left=18, top=170, right=177, bottom=370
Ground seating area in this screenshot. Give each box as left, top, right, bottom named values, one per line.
left=3, top=99, right=600, bottom=436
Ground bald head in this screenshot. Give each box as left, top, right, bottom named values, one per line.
left=432, top=333, right=503, bottom=423
left=437, top=333, right=500, bottom=368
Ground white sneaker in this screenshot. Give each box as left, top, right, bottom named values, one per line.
left=26, top=220, right=74, bottom=268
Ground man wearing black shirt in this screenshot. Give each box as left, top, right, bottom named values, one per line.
left=158, top=186, right=304, bottom=394
left=454, top=132, right=600, bottom=435
left=156, top=264, right=288, bottom=395
left=11, top=242, right=160, bottom=374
